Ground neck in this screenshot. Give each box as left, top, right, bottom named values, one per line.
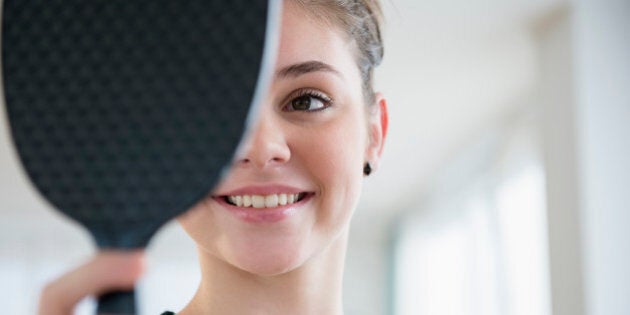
left=180, top=230, right=349, bottom=315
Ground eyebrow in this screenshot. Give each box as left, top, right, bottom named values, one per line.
left=276, top=60, right=342, bottom=79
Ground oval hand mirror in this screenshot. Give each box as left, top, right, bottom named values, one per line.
left=2, top=0, right=280, bottom=313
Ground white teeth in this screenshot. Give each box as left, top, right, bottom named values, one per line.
left=252, top=195, right=265, bottom=208
left=278, top=194, right=288, bottom=206
left=265, top=194, right=279, bottom=207
left=226, top=193, right=303, bottom=208
left=243, top=195, right=252, bottom=207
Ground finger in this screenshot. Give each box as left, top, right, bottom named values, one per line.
left=38, top=250, right=145, bottom=315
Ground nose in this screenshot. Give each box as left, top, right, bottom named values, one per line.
left=234, top=112, right=291, bottom=169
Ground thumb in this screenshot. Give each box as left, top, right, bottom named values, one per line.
left=38, top=250, right=146, bottom=315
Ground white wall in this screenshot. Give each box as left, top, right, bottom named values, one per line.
left=573, top=1, right=630, bottom=314
left=539, top=1, right=630, bottom=314
left=538, top=6, right=587, bottom=315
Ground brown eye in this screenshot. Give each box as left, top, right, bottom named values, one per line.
left=291, top=95, right=313, bottom=110
left=286, top=93, right=330, bottom=112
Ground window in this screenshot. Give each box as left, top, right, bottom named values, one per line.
left=393, top=116, right=550, bottom=315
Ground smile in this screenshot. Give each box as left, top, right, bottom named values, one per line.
left=224, top=193, right=307, bottom=208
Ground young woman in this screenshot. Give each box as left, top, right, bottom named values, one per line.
left=39, top=0, right=388, bottom=314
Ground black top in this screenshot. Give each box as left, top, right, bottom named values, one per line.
left=161, top=312, right=175, bottom=315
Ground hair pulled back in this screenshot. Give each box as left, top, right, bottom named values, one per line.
left=292, top=0, right=384, bottom=104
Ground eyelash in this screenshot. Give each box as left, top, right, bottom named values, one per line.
left=283, top=89, right=333, bottom=112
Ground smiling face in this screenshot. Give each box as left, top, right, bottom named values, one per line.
left=177, top=1, right=387, bottom=276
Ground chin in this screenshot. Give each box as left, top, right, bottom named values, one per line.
left=233, top=249, right=307, bottom=277
left=222, top=230, right=324, bottom=276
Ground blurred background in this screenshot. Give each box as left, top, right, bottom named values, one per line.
left=1, top=0, right=629, bottom=314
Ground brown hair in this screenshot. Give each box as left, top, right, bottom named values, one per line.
left=292, top=0, right=384, bottom=105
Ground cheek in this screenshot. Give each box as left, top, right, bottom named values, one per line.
left=299, top=115, right=365, bottom=180
left=176, top=202, right=212, bottom=244
left=291, top=111, right=367, bottom=224
left=176, top=199, right=225, bottom=254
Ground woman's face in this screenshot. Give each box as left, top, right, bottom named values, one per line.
left=178, top=1, right=387, bottom=275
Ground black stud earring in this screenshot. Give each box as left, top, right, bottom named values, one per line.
left=363, top=162, right=372, bottom=176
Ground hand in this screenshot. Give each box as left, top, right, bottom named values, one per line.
left=38, top=250, right=145, bottom=315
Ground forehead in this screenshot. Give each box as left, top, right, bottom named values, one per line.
left=275, top=2, right=360, bottom=80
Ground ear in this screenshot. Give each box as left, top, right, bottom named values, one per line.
left=365, top=92, right=389, bottom=173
